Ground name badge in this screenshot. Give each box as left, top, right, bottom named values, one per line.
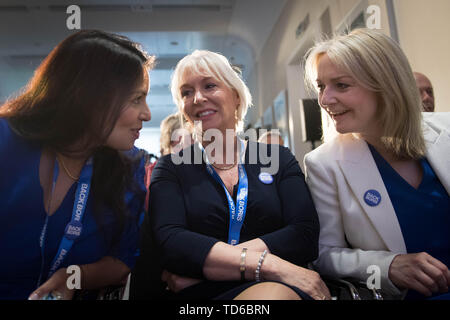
left=259, top=172, right=273, bottom=184
left=64, top=220, right=83, bottom=241
left=364, top=190, right=382, bottom=207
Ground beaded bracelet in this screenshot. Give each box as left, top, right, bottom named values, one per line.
left=240, top=248, right=248, bottom=281
left=255, top=250, right=268, bottom=282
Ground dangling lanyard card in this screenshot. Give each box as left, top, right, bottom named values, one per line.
left=37, top=157, right=93, bottom=286
left=202, top=139, right=248, bottom=245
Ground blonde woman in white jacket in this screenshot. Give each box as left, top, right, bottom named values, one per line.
left=303, top=28, right=450, bottom=300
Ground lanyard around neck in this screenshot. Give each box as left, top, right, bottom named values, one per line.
left=37, top=156, right=93, bottom=286
left=200, top=139, right=248, bottom=245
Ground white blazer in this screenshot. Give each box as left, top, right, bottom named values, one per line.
left=304, top=113, right=450, bottom=295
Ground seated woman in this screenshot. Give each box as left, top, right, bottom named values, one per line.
left=0, top=30, right=154, bottom=300
left=159, top=112, right=192, bottom=157
left=134, top=50, right=330, bottom=300
left=141, top=112, right=191, bottom=228
left=303, top=28, right=450, bottom=300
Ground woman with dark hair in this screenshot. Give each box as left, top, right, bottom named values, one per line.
left=0, top=30, right=155, bottom=300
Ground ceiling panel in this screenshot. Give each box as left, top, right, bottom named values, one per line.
left=0, top=0, right=288, bottom=128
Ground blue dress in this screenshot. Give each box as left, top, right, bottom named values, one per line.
left=369, top=144, right=450, bottom=300
left=0, top=118, right=146, bottom=300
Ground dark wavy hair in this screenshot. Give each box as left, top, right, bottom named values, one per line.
left=0, top=30, right=155, bottom=241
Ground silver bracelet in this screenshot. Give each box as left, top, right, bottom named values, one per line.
left=240, top=248, right=248, bottom=282
left=255, top=250, right=268, bottom=282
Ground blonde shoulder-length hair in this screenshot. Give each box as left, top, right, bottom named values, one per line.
left=170, top=50, right=252, bottom=133
left=304, top=28, right=425, bottom=159
left=159, top=112, right=183, bottom=155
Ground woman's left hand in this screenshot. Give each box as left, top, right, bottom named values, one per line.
left=287, top=266, right=331, bottom=300
left=28, top=268, right=75, bottom=300
left=161, top=269, right=202, bottom=293
left=266, top=255, right=331, bottom=300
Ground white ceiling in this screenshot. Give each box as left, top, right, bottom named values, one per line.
left=0, top=0, right=288, bottom=127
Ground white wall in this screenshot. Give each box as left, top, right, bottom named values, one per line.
left=394, top=0, right=450, bottom=112
left=253, top=0, right=367, bottom=165
left=252, top=0, right=450, bottom=165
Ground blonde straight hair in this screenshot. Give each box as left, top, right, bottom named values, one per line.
left=171, top=50, right=252, bottom=133
left=304, top=28, right=425, bottom=159
left=159, top=112, right=183, bottom=155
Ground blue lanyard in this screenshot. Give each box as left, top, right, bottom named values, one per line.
left=201, top=139, right=248, bottom=245
left=37, top=157, right=93, bottom=286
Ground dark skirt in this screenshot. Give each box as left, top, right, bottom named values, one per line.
left=169, top=280, right=313, bottom=300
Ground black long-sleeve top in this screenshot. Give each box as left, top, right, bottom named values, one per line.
left=149, top=141, right=319, bottom=279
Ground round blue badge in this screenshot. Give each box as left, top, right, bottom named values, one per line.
left=363, top=190, right=382, bottom=207
left=64, top=220, right=83, bottom=241
left=259, top=172, right=273, bottom=185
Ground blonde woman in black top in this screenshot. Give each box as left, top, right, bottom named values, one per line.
left=134, top=50, right=330, bottom=300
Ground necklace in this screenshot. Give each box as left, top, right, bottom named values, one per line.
left=57, top=155, right=79, bottom=181
left=211, top=163, right=237, bottom=171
